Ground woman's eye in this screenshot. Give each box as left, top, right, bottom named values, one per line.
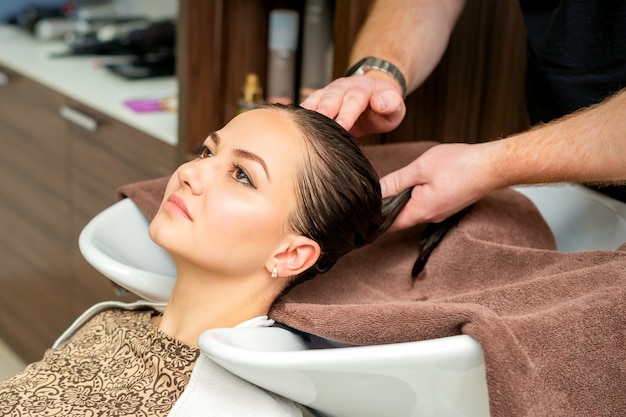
left=233, top=164, right=255, bottom=188
left=197, top=145, right=214, bottom=159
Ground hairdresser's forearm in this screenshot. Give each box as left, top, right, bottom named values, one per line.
left=486, top=88, right=626, bottom=188
left=350, top=0, right=466, bottom=94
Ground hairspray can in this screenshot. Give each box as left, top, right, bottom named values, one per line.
left=266, top=9, right=299, bottom=104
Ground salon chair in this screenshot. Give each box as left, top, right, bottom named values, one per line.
left=79, top=184, right=626, bottom=417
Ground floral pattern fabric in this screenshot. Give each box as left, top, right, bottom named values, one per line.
left=0, top=309, right=199, bottom=417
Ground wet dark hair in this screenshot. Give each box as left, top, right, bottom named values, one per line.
left=256, top=104, right=411, bottom=289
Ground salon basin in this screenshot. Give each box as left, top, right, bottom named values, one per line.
left=79, top=198, right=175, bottom=302
left=513, top=184, right=626, bottom=251
left=198, top=327, right=488, bottom=417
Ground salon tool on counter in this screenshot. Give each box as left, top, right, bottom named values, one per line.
left=73, top=0, right=118, bottom=21
left=15, top=3, right=74, bottom=33
left=49, top=19, right=175, bottom=58
left=16, top=0, right=135, bottom=35
left=106, top=51, right=175, bottom=80
left=124, top=93, right=177, bottom=113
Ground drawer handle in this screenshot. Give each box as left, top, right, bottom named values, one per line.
left=0, top=71, right=9, bottom=86
left=59, top=105, right=99, bottom=132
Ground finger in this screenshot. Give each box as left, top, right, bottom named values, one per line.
left=387, top=184, right=454, bottom=231
left=370, top=90, right=405, bottom=117
left=380, top=162, right=422, bottom=199
left=300, top=89, right=323, bottom=110
left=307, top=89, right=344, bottom=119
left=333, top=88, right=372, bottom=131
left=352, top=106, right=405, bottom=137
left=301, top=83, right=345, bottom=119
left=309, top=80, right=356, bottom=120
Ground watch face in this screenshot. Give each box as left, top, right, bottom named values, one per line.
left=346, top=57, right=371, bottom=75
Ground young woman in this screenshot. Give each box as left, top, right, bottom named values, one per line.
left=0, top=104, right=412, bottom=417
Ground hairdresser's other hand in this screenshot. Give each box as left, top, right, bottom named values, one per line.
left=380, top=143, right=498, bottom=230
left=301, top=74, right=406, bottom=137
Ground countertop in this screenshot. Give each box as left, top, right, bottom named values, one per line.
left=0, top=25, right=177, bottom=146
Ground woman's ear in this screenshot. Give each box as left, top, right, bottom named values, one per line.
left=268, top=235, right=320, bottom=278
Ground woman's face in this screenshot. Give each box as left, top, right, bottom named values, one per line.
left=149, top=108, right=305, bottom=277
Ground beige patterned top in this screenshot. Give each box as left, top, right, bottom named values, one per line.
left=0, top=308, right=199, bottom=417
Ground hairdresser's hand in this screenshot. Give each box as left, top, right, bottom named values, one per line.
left=380, top=143, right=499, bottom=229
left=301, top=75, right=406, bottom=137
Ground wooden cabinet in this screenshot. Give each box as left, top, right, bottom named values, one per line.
left=0, top=64, right=177, bottom=362
left=0, top=67, right=73, bottom=362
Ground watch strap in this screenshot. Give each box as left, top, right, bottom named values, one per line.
left=345, top=56, right=408, bottom=98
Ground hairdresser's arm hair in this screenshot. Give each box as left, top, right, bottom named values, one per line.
left=349, top=0, right=466, bottom=94
left=487, top=88, right=626, bottom=188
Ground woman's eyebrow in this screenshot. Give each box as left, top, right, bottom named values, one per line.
left=211, top=131, right=270, bottom=181
left=235, top=149, right=270, bottom=181
left=209, top=131, right=220, bottom=146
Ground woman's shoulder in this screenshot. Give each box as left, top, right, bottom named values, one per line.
left=53, top=300, right=166, bottom=349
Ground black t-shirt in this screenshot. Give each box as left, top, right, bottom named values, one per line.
left=519, top=0, right=626, bottom=201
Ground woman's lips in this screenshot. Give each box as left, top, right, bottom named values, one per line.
left=164, top=194, right=192, bottom=220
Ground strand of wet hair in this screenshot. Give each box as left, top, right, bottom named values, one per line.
left=380, top=188, right=472, bottom=278
left=410, top=206, right=471, bottom=277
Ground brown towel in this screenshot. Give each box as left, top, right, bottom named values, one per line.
left=117, top=177, right=168, bottom=220
left=116, top=142, right=626, bottom=417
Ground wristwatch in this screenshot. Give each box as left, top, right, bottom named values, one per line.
left=344, top=56, right=408, bottom=98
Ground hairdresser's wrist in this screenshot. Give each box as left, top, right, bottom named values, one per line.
left=480, top=139, right=517, bottom=192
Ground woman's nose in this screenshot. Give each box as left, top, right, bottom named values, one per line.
left=177, top=159, right=205, bottom=195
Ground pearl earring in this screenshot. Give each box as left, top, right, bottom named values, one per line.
left=271, top=266, right=278, bottom=278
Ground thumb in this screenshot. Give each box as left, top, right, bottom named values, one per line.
left=380, top=165, right=418, bottom=199
left=371, top=90, right=405, bottom=116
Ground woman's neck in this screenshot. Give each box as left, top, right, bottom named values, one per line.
left=153, top=267, right=279, bottom=347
